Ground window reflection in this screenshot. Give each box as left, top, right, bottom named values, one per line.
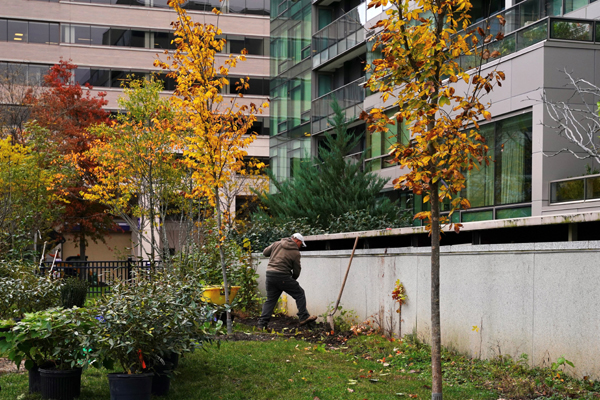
left=90, top=26, right=111, bottom=46
left=88, top=69, right=110, bottom=87
left=8, top=20, right=28, bottom=42
left=73, top=25, right=91, bottom=44
left=0, top=20, right=7, bottom=42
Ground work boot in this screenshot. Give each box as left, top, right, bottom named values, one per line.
left=298, top=315, right=317, bottom=326
left=257, top=323, right=267, bottom=331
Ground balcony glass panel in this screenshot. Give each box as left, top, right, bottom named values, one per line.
left=312, top=3, right=368, bottom=67
left=551, top=179, right=584, bottom=203
left=516, top=19, right=547, bottom=50
left=311, top=76, right=365, bottom=132
left=496, top=206, right=532, bottom=219
left=586, top=176, right=600, bottom=199
left=462, top=210, right=494, bottom=222
left=565, top=0, right=588, bottom=13
left=550, top=19, right=593, bottom=41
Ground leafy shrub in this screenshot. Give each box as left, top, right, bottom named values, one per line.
left=60, top=278, right=88, bottom=308
left=0, top=262, right=62, bottom=320
left=0, top=307, right=98, bottom=370
left=92, top=272, right=221, bottom=374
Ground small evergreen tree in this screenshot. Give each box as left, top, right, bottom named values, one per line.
left=257, top=101, right=403, bottom=229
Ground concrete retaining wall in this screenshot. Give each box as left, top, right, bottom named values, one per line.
left=255, top=241, right=600, bottom=378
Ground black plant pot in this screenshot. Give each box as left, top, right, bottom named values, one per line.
left=39, top=367, right=82, bottom=400
left=151, top=371, right=171, bottom=396
left=28, top=365, right=42, bottom=394
left=164, top=352, right=179, bottom=370
left=28, top=362, right=54, bottom=393
left=108, top=372, right=153, bottom=400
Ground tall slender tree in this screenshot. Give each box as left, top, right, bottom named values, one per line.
left=363, top=1, right=505, bottom=398
left=156, top=0, right=266, bottom=334
left=85, top=78, right=186, bottom=261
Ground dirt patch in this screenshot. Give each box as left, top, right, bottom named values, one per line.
left=0, top=358, right=22, bottom=375
left=222, top=315, right=355, bottom=347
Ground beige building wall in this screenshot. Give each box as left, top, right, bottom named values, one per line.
left=62, top=232, right=133, bottom=261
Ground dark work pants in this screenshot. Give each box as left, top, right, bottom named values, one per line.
left=258, top=274, right=310, bottom=326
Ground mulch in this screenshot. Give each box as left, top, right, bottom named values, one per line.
left=222, top=315, right=356, bottom=347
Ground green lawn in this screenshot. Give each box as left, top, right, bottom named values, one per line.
left=3, top=324, right=598, bottom=400
left=0, top=334, right=496, bottom=400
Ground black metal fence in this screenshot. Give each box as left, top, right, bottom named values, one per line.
left=40, top=259, right=164, bottom=296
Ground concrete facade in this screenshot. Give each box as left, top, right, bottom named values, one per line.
left=256, top=239, right=600, bottom=378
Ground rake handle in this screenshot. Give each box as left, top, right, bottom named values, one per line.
left=330, top=236, right=359, bottom=317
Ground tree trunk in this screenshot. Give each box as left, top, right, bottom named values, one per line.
left=79, top=231, right=86, bottom=260
left=214, top=185, right=232, bottom=334
left=148, top=165, right=156, bottom=261
left=430, top=180, right=442, bottom=400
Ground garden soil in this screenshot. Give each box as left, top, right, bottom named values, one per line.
left=223, top=315, right=355, bottom=347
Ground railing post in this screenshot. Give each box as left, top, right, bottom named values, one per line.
left=127, top=256, right=133, bottom=282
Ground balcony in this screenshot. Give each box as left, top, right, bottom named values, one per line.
left=457, top=16, right=599, bottom=71
left=550, top=174, right=600, bottom=204
left=312, top=3, right=381, bottom=68
left=311, top=76, right=365, bottom=133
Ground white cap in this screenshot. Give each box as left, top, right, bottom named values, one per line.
left=292, top=233, right=307, bottom=247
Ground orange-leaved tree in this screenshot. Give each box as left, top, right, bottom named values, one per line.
left=28, top=60, right=114, bottom=260
left=85, top=78, right=187, bottom=262
left=156, top=0, right=266, bottom=334
left=362, top=0, right=506, bottom=398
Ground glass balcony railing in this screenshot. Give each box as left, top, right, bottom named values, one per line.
left=312, top=3, right=387, bottom=68
left=311, top=76, right=365, bottom=133
left=550, top=173, right=600, bottom=204
left=457, top=16, right=598, bottom=70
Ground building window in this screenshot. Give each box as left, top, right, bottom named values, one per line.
left=464, top=112, right=532, bottom=208
left=366, top=108, right=408, bottom=172
left=0, top=19, right=59, bottom=45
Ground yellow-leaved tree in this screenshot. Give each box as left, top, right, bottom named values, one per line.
left=363, top=0, right=506, bottom=398
left=156, top=0, right=266, bottom=334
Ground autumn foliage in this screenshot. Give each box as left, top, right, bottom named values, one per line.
left=28, top=60, right=114, bottom=259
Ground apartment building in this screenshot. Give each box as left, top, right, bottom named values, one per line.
left=271, top=0, right=600, bottom=243
left=0, top=0, right=271, bottom=259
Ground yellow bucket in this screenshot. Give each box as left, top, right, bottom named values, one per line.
left=201, top=286, right=241, bottom=305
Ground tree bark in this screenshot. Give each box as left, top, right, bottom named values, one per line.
left=430, top=180, right=442, bottom=400
left=79, top=230, right=86, bottom=260
left=214, top=185, right=232, bottom=334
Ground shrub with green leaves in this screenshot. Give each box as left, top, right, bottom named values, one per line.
left=60, top=278, right=88, bottom=309
left=0, top=262, right=62, bottom=320
left=0, top=307, right=99, bottom=370
left=92, top=272, right=222, bottom=374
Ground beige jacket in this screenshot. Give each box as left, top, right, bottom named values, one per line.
left=263, top=238, right=301, bottom=279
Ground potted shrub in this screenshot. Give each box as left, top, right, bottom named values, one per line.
left=0, top=307, right=98, bottom=399
left=94, top=273, right=222, bottom=399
